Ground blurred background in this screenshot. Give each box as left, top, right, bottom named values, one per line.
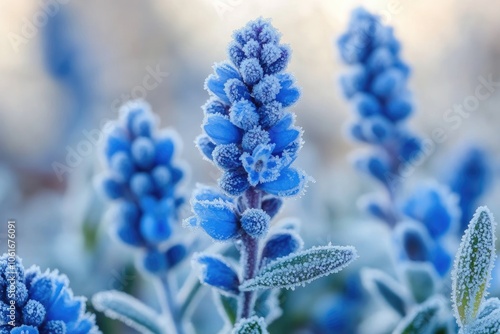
left=0, top=0, right=499, bottom=333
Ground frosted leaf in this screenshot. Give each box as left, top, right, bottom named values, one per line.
left=464, top=308, right=500, bottom=334
left=232, top=316, right=269, bottom=334
left=393, top=296, right=444, bottom=334
left=92, top=290, right=163, bottom=334
left=452, top=206, right=497, bottom=327
left=361, top=268, right=409, bottom=317
left=477, top=298, right=500, bottom=320
left=400, top=262, right=439, bottom=304
left=240, top=244, right=357, bottom=291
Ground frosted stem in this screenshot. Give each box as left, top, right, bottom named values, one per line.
left=238, top=187, right=262, bottom=320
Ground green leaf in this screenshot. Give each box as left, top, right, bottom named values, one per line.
left=232, top=316, right=268, bottom=334
left=240, top=244, right=357, bottom=291
left=452, top=206, right=497, bottom=327
left=393, top=296, right=443, bottom=334
left=401, top=262, right=439, bottom=304
left=361, top=268, right=409, bottom=317
left=92, top=290, right=163, bottom=334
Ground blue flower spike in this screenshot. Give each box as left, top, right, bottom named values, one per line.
left=0, top=255, right=100, bottom=334
left=338, top=8, right=421, bottom=202
left=188, top=18, right=357, bottom=331
left=97, top=100, right=187, bottom=271
left=94, top=100, right=191, bottom=334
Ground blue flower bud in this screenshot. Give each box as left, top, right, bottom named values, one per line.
left=151, top=166, right=171, bottom=188
left=386, top=96, right=413, bottom=121
left=228, top=41, right=245, bottom=67
left=131, top=111, right=155, bottom=137
left=242, top=126, right=270, bottom=152
left=353, top=152, right=390, bottom=186
left=100, top=174, right=125, bottom=199
left=194, top=254, right=239, bottom=295
left=142, top=249, right=168, bottom=274
left=224, top=78, right=251, bottom=103
left=402, top=183, right=459, bottom=239
left=213, top=144, right=243, bottom=170
left=371, top=68, right=404, bottom=98
left=195, top=135, right=216, bottom=161
left=240, top=58, right=264, bottom=85
left=22, top=300, right=46, bottom=327
left=166, top=244, right=188, bottom=268
left=264, top=45, right=290, bottom=74
left=203, top=97, right=228, bottom=115
left=140, top=215, right=171, bottom=244
left=366, top=47, right=394, bottom=73
left=219, top=169, right=250, bottom=196
left=241, top=209, right=270, bottom=238
left=259, top=101, right=283, bottom=129
left=394, top=222, right=431, bottom=262
left=104, top=128, right=130, bottom=160
left=253, top=75, right=281, bottom=104
left=340, top=65, right=368, bottom=98
left=262, top=230, right=303, bottom=262
left=11, top=326, right=38, bottom=334
left=110, top=152, right=134, bottom=182
left=242, top=40, right=260, bottom=58
left=352, top=93, right=381, bottom=117
left=131, top=137, right=155, bottom=169
left=155, top=135, right=176, bottom=165
left=130, top=173, right=154, bottom=197
left=229, top=100, right=259, bottom=130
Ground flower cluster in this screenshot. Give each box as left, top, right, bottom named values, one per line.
left=196, top=17, right=307, bottom=198
left=338, top=8, right=421, bottom=193
left=0, top=255, right=99, bottom=334
left=397, top=183, right=459, bottom=276
left=98, top=100, right=187, bottom=273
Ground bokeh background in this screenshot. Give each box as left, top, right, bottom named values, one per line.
left=1, top=0, right=500, bottom=333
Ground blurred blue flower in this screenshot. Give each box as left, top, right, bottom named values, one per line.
left=97, top=100, right=187, bottom=273
left=0, top=255, right=99, bottom=334
left=448, top=147, right=492, bottom=233
left=338, top=8, right=421, bottom=195
left=196, top=17, right=308, bottom=197
left=402, top=183, right=459, bottom=239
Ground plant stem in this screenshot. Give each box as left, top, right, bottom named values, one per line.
left=159, top=274, right=185, bottom=334
left=238, top=187, right=262, bottom=320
